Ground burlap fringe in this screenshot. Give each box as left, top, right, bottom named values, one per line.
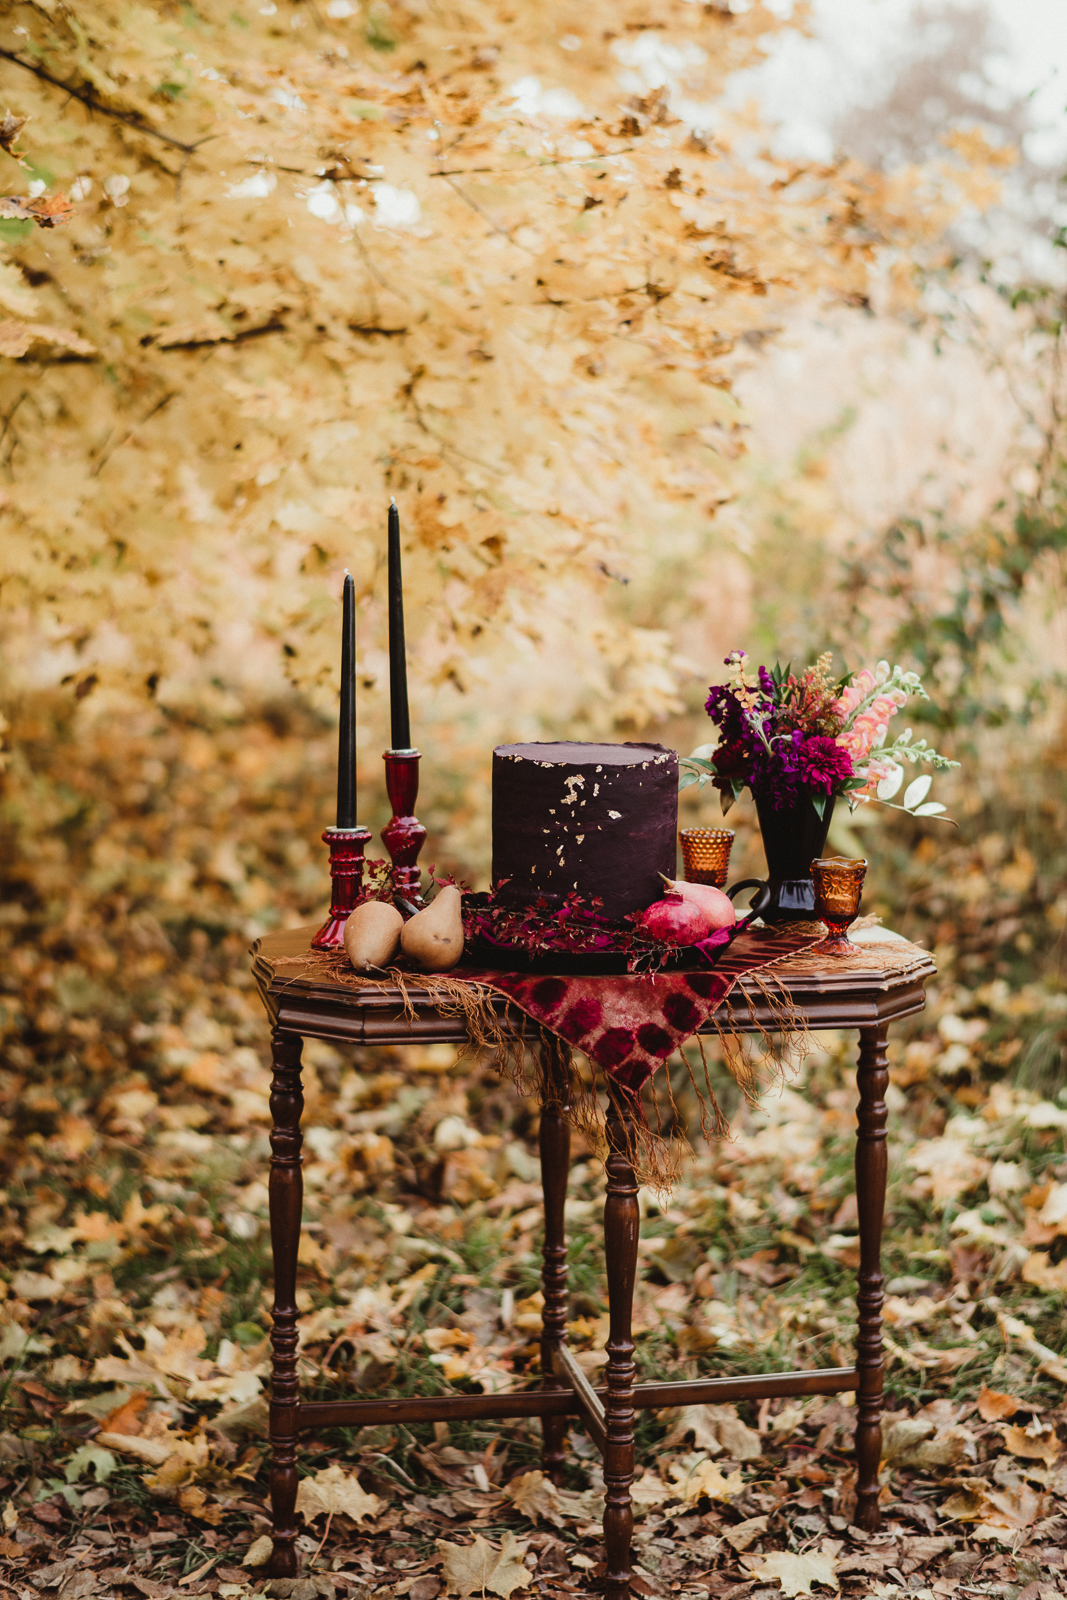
left=271, top=948, right=520, bottom=1059
left=773, top=940, right=931, bottom=977
left=270, top=945, right=819, bottom=1195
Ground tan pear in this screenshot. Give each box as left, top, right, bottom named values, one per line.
left=400, top=884, right=464, bottom=972
left=343, top=900, right=403, bottom=972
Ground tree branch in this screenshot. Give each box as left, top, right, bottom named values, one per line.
left=430, top=148, right=636, bottom=179
left=92, top=389, right=177, bottom=478
left=437, top=172, right=521, bottom=248
left=0, top=48, right=207, bottom=156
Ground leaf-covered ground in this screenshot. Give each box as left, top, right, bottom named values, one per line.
left=2, top=698, right=1067, bottom=1600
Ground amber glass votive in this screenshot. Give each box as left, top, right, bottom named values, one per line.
left=681, top=828, right=735, bottom=890
left=810, top=857, right=867, bottom=954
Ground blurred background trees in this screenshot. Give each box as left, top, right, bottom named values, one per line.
left=1, top=0, right=1064, bottom=1095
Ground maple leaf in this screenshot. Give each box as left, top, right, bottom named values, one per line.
left=745, top=1550, right=840, bottom=1595
left=186, top=1335, right=265, bottom=1404
left=668, top=1455, right=744, bottom=1503
left=96, top=1432, right=173, bottom=1466
left=63, top=1444, right=117, bottom=1485
left=72, top=1210, right=125, bottom=1246
left=0, top=258, right=37, bottom=319
left=660, top=1401, right=761, bottom=1458
left=98, top=1391, right=149, bottom=1436
left=213, top=1393, right=269, bottom=1441
left=100, top=1411, right=206, bottom=1482
left=93, top=1323, right=212, bottom=1400
left=660, top=1405, right=727, bottom=1452
left=503, top=1470, right=564, bottom=1528
left=884, top=1335, right=980, bottom=1375
left=92, top=1340, right=174, bottom=1401
left=941, top=1478, right=1049, bottom=1540
left=1037, top=1182, right=1067, bottom=1232
left=907, top=1134, right=991, bottom=1208
left=881, top=1416, right=972, bottom=1469
left=977, top=1384, right=1019, bottom=1422
left=1021, top=1250, right=1067, bottom=1292
left=425, top=1326, right=475, bottom=1352
left=997, top=1311, right=1067, bottom=1383
left=629, top=1471, right=675, bottom=1510
left=725, top=1514, right=769, bottom=1552
left=0, top=318, right=95, bottom=360
left=0, top=1314, right=55, bottom=1358
left=555, top=1486, right=606, bottom=1524
left=146, top=1453, right=199, bottom=1492
left=0, top=193, right=74, bottom=228
left=0, top=114, right=28, bottom=157
left=121, top=1192, right=169, bottom=1237
left=437, top=1532, right=530, bottom=1598
left=177, top=1484, right=223, bottom=1525
left=243, top=1533, right=273, bottom=1568
left=295, top=1463, right=380, bottom=1524
left=1002, top=1422, right=1062, bottom=1466
left=24, top=1220, right=79, bottom=1255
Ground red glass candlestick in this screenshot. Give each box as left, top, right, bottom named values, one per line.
left=382, top=748, right=427, bottom=904
left=311, top=825, right=373, bottom=949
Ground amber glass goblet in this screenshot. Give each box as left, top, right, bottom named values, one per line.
left=680, top=828, right=735, bottom=890
left=810, top=857, right=867, bottom=954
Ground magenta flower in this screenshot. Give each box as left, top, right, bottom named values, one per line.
left=795, top=735, right=854, bottom=796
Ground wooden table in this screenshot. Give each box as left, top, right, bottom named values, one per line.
left=252, top=927, right=935, bottom=1597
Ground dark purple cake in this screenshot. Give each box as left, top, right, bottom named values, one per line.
left=491, top=741, right=678, bottom=922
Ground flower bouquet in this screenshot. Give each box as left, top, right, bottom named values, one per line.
left=680, top=652, right=958, bottom=922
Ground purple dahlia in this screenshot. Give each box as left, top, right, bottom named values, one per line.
left=795, top=735, right=854, bottom=796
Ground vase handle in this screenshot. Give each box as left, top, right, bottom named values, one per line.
left=726, top=878, right=772, bottom=919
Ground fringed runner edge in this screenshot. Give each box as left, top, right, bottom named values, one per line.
left=263, top=933, right=828, bottom=1192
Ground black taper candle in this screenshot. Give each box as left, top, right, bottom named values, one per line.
left=387, top=498, right=412, bottom=751
left=336, top=570, right=357, bottom=829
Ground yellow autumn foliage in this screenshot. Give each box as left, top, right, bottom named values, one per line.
left=0, top=0, right=1005, bottom=768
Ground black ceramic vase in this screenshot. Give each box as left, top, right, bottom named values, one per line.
left=754, top=793, right=836, bottom=923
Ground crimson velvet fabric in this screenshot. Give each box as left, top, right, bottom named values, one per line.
left=457, top=924, right=817, bottom=1093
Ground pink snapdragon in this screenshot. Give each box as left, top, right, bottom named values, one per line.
left=848, top=753, right=900, bottom=803
left=833, top=668, right=877, bottom=721
left=835, top=683, right=909, bottom=804
left=834, top=688, right=907, bottom=761
left=833, top=662, right=906, bottom=722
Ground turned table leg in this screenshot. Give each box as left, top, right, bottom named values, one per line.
left=854, top=1023, right=888, bottom=1532
left=268, top=1028, right=304, bottom=1578
left=603, top=1085, right=639, bottom=1600
left=539, top=1037, right=571, bottom=1484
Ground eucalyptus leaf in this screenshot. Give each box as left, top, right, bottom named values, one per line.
left=914, top=801, right=947, bottom=816
left=876, top=765, right=904, bottom=801
left=903, top=774, right=932, bottom=811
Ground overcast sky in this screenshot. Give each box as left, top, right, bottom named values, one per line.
left=744, top=0, right=1067, bottom=165
left=986, top=0, right=1067, bottom=148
